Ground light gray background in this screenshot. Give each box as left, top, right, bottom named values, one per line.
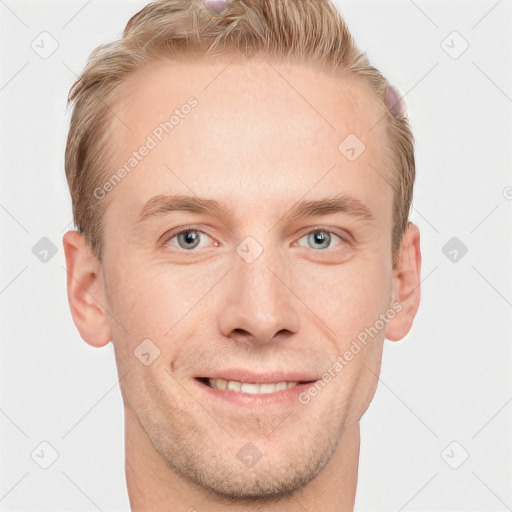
left=1, top=0, right=511, bottom=510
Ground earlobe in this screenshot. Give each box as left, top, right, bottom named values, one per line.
left=385, top=222, right=422, bottom=342
left=62, top=230, right=112, bottom=348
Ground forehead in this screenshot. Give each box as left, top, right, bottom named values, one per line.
left=104, top=57, right=391, bottom=225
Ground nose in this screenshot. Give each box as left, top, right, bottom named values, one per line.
left=217, top=245, right=301, bottom=347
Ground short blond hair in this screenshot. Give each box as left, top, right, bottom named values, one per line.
left=65, top=0, right=415, bottom=266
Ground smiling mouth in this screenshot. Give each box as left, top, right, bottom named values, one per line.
left=195, top=377, right=316, bottom=395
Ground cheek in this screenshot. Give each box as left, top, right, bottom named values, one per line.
left=104, top=259, right=220, bottom=350
left=311, top=257, right=393, bottom=345
left=321, top=257, right=391, bottom=420
left=102, top=266, right=161, bottom=360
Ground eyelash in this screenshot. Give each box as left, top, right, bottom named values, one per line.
left=162, top=225, right=350, bottom=254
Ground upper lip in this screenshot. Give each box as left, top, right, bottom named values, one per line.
left=195, top=369, right=319, bottom=384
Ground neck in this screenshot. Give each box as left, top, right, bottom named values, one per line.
left=125, top=404, right=360, bottom=512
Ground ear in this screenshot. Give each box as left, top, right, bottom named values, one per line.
left=385, top=222, right=421, bottom=342
left=62, top=230, right=112, bottom=348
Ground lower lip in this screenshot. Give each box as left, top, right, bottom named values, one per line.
left=193, top=378, right=317, bottom=408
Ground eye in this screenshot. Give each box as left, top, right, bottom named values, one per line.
left=163, top=228, right=216, bottom=251
left=162, top=226, right=349, bottom=254
left=294, top=228, right=346, bottom=251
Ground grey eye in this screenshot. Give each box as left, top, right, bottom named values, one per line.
left=297, top=230, right=343, bottom=251
left=176, top=230, right=202, bottom=250
left=307, top=231, right=332, bottom=249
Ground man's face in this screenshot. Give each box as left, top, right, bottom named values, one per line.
left=100, top=57, right=395, bottom=498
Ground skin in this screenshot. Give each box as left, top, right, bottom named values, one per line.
left=63, top=55, right=421, bottom=512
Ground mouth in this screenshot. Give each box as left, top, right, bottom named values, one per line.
left=193, top=375, right=318, bottom=407
left=195, top=377, right=316, bottom=394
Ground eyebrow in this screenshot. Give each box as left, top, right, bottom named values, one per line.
left=136, top=193, right=375, bottom=224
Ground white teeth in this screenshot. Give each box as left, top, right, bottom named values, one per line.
left=259, top=383, right=276, bottom=393
left=240, top=382, right=260, bottom=394
left=208, top=379, right=299, bottom=394
left=227, top=380, right=241, bottom=392
left=215, top=378, right=227, bottom=390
